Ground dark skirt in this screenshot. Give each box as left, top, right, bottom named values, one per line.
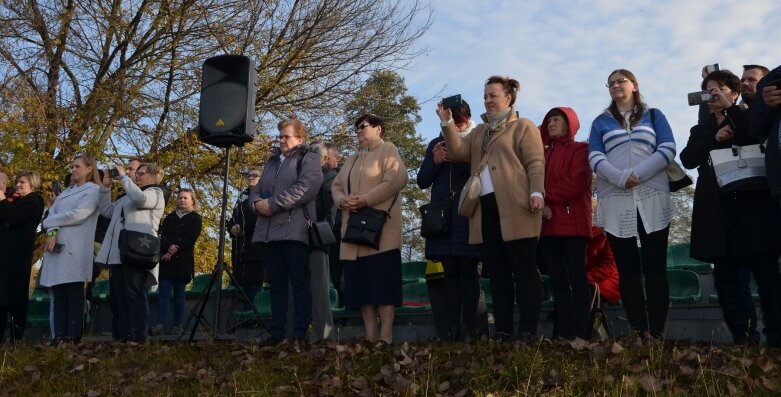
left=343, top=249, right=402, bottom=310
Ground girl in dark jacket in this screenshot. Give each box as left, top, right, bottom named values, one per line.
left=417, top=101, right=482, bottom=341
left=153, top=189, right=203, bottom=334
left=680, top=70, right=781, bottom=346
left=0, top=171, right=45, bottom=344
left=537, top=107, right=593, bottom=339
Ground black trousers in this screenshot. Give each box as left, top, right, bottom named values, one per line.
left=713, top=252, right=781, bottom=346
left=110, top=264, right=150, bottom=343
left=606, top=213, right=669, bottom=338
left=538, top=236, right=589, bottom=339
left=441, top=256, right=480, bottom=340
left=50, top=282, right=85, bottom=340
left=479, top=193, right=542, bottom=336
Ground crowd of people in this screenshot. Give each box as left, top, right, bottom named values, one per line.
left=1, top=64, right=781, bottom=348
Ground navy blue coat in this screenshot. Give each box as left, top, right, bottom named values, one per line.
left=417, top=136, right=480, bottom=260
left=750, top=65, right=781, bottom=203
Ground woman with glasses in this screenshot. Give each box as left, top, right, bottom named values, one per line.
left=331, top=114, right=408, bottom=346
left=0, top=171, right=45, bottom=344
left=250, top=119, right=323, bottom=345
left=152, top=189, right=202, bottom=335
left=680, top=70, right=781, bottom=346
left=40, top=154, right=102, bottom=344
left=589, top=69, right=676, bottom=340
left=228, top=167, right=265, bottom=307
left=436, top=76, right=545, bottom=342
left=96, top=163, right=166, bottom=343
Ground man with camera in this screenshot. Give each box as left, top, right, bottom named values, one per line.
left=750, top=65, right=781, bottom=210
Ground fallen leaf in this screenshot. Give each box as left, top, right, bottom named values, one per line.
left=638, top=374, right=662, bottom=393
left=87, top=358, right=100, bottom=364
left=30, top=371, right=41, bottom=384
left=762, top=377, right=780, bottom=392
left=69, top=364, right=84, bottom=373
left=569, top=338, right=589, bottom=351
left=679, top=365, right=696, bottom=377
left=727, top=381, right=739, bottom=396
left=351, top=376, right=368, bottom=392
left=86, top=390, right=101, bottom=397
left=438, top=381, right=450, bottom=392
left=610, top=342, right=624, bottom=355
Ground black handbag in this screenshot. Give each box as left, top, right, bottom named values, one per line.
left=118, top=207, right=160, bottom=270
left=341, top=158, right=397, bottom=250
left=419, top=165, right=453, bottom=239
left=303, top=205, right=337, bottom=250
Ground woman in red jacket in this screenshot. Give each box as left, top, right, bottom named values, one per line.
left=586, top=224, right=621, bottom=305
left=538, top=107, right=593, bottom=339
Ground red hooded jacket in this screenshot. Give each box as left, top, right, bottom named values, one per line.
left=539, top=107, right=592, bottom=238
left=586, top=225, right=620, bottom=304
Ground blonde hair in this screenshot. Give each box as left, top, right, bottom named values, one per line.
left=72, top=154, right=102, bottom=185
left=177, top=188, right=199, bottom=210
left=138, top=162, right=165, bottom=184
left=17, top=170, right=41, bottom=190
left=277, top=119, right=307, bottom=139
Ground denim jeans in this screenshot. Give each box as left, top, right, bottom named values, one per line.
left=264, top=240, right=312, bottom=340
left=156, top=278, right=188, bottom=328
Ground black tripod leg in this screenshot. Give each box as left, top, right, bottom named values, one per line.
left=223, top=266, right=266, bottom=334
left=179, top=265, right=220, bottom=341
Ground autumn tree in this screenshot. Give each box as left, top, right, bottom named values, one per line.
left=0, top=0, right=430, bottom=273
left=341, top=70, right=427, bottom=261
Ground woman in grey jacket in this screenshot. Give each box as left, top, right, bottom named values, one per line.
left=41, top=154, right=102, bottom=344
left=96, top=162, right=166, bottom=343
left=250, top=119, right=323, bottom=344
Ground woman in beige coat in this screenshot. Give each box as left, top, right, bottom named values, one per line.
left=332, top=114, right=408, bottom=345
left=437, top=76, right=546, bottom=341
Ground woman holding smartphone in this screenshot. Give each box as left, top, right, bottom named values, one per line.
left=437, top=75, right=546, bottom=341
left=40, top=154, right=102, bottom=344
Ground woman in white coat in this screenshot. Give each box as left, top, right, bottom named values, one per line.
left=95, top=162, right=166, bottom=343
left=40, top=154, right=102, bottom=344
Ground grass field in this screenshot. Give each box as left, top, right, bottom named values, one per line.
left=1, top=337, right=780, bottom=396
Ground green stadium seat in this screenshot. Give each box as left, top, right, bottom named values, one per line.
left=186, top=273, right=214, bottom=298
left=398, top=281, right=431, bottom=314
left=234, top=289, right=271, bottom=320
left=27, top=289, right=50, bottom=326
left=91, top=280, right=110, bottom=301
left=666, top=243, right=713, bottom=272
left=667, top=269, right=702, bottom=304
left=401, top=261, right=427, bottom=284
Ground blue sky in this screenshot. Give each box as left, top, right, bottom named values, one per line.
left=400, top=0, right=781, bottom=152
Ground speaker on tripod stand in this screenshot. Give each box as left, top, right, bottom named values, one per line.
left=181, top=54, right=264, bottom=341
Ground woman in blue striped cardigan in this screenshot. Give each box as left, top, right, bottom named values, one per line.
left=588, top=69, right=675, bottom=339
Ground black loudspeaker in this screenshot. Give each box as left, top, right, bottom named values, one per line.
left=198, top=55, right=257, bottom=147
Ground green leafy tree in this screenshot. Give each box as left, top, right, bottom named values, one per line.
left=342, top=70, right=427, bottom=261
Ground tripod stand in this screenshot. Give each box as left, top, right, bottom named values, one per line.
left=181, top=145, right=264, bottom=341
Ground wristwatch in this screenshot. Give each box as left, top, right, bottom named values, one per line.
left=46, top=229, right=58, bottom=237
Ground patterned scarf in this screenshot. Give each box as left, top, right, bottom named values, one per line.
left=483, top=107, right=513, bottom=153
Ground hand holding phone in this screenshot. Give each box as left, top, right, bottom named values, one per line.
left=52, top=180, right=62, bottom=196
left=108, top=168, right=120, bottom=179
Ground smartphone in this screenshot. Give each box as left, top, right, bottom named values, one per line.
left=705, top=63, right=720, bottom=74
left=53, top=243, right=64, bottom=253
left=766, top=78, right=781, bottom=89
left=52, top=180, right=62, bottom=196
left=687, top=90, right=713, bottom=106
left=108, top=168, right=120, bottom=179
left=442, top=94, right=463, bottom=109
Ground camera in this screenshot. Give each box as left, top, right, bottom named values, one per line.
left=687, top=90, right=713, bottom=106
left=108, top=168, right=120, bottom=179
left=705, top=63, right=720, bottom=74
left=442, top=94, right=462, bottom=109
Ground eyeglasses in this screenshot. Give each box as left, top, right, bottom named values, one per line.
left=355, top=123, right=371, bottom=132
left=247, top=174, right=260, bottom=179
left=606, top=78, right=630, bottom=88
